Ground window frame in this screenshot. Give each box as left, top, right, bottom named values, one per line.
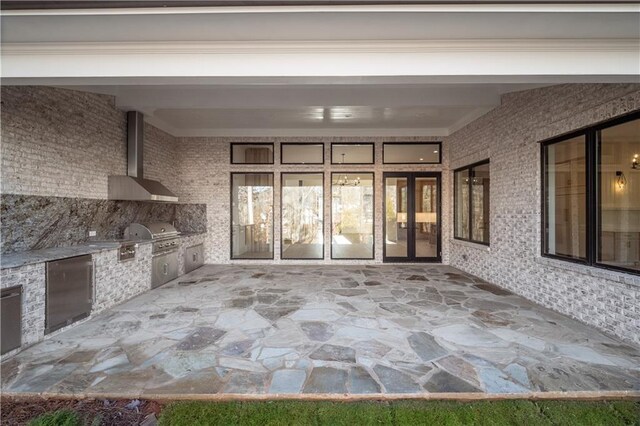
left=330, top=143, right=375, bottom=165
left=229, top=172, right=275, bottom=260
left=280, top=143, right=325, bottom=165
left=540, top=109, right=640, bottom=276
left=280, top=171, right=325, bottom=260
left=230, top=143, right=274, bottom=165
left=453, top=159, right=490, bottom=246
left=382, top=142, right=442, bottom=165
left=330, top=172, right=375, bottom=260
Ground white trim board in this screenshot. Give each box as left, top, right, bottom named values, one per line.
left=3, top=39, right=639, bottom=79
left=3, top=4, right=639, bottom=16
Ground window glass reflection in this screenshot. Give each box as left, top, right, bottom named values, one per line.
left=544, top=136, right=587, bottom=260
left=231, top=144, right=273, bottom=164
left=471, top=163, right=490, bottom=244
left=281, top=144, right=323, bottom=164
left=598, top=119, right=640, bottom=271
left=282, top=173, right=324, bottom=259
left=332, top=173, right=374, bottom=259
left=231, top=173, right=274, bottom=259
left=454, top=169, right=470, bottom=240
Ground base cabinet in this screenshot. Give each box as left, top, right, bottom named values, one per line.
left=185, top=244, right=204, bottom=273
left=152, top=252, right=178, bottom=288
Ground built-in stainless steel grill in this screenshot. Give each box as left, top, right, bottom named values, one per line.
left=125, top=222, right=179, bottom=241
left=125, top=222, right=180, bottom=288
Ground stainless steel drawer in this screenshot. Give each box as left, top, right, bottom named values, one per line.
left=185, top=244, right=204, bottom=273
left=152, top=251, right=178, bottom=288
left=1, top=286, right=22, bottom=355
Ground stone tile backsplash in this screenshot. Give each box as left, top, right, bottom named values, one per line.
left=1, top=194, right=206, bottom=253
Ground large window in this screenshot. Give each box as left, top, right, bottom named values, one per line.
left=231, top=173, right=274, bottom=259
left=542, top=111, right=639, bottom=274
left=543, top=136, right=587, bottom=260
left=281, top=173, right=324, bottom=259
left=454, top=160, right=490, bottom=245
left=331, top=173, right=374, bottom=259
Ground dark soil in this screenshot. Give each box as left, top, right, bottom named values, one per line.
left=0, top=396, right=164, bottom=426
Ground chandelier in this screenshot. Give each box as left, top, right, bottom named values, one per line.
left=336, top=174, right=361, bottom=186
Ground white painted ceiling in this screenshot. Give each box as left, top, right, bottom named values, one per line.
left=67, top=83, right=539, bottom=136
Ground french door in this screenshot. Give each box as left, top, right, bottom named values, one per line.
left=383, top=172, right=441, bottom=262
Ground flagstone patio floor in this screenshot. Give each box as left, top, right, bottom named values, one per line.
left=2, top=265, right=639, bottom=396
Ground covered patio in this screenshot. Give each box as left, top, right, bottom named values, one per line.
left=2, top=265, right=638, bottom=397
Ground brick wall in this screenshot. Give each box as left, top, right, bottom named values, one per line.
left=1, top=86, right=178, bottom=199
left=447, top=84, right=640, bottom=345
left=93, top=243, right=153, bottom=314
left=174, top=137, right=449, bottom=264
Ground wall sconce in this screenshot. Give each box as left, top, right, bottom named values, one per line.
left=616, top=171, right=627, bottom=190
left=633, top=154, right=638, bottom=170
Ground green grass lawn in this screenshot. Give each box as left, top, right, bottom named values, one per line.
left=156, top=400, right=640, bottom=426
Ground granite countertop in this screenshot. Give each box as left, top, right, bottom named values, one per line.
left=1, top=233, right=207, bottom=270
left=1, top=242, right=122, bottom=269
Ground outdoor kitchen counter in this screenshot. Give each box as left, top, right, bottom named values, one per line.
left=0, top=233, right=205, bottom=270
left=0, top=240, right=154, bottom=270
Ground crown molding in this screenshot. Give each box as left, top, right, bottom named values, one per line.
left=3, top=39, right=639, bottom=56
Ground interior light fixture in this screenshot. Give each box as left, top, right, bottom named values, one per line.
left=633, top=154, right=639, bottom=169
left=616, top=171, right=627, bottom=190
left=433, top=150, right=438, bottom=153
left=419, top=158, right=424, bottom=161
left=337, top=174, right=360, bottom=186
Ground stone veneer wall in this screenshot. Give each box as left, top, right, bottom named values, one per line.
left=1, top=86, right=178, bottom=199
left=174, top=137, right=449, bottom=264
left=447, top=84, right=640, bottom=345
left=93, top=243, right=153, bottom=314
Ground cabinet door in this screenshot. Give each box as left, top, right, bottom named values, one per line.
left=185, top=244, right=204, bottom=273
left=152, top=253, right=179, bottom=288
left=46, top=255, right=93, bottom=334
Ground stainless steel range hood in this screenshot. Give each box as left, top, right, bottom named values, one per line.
left=108, top=111, right=178, bottom=203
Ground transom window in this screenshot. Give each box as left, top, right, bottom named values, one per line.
left=383, top=143, right=441, bottom=164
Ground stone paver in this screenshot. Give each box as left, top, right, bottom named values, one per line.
left=2, top=265, right=639, bottom=395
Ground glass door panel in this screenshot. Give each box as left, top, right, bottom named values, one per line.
left=384, top=173, right=441, bottom=262
left=414, top=177, right=439, bottom=259
left=384, top=176, right=409, bottom=258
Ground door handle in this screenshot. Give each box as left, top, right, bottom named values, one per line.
left=163, top=263, right=168, bottom=275
left=193, top=252, right=198, bottom=262
left=92, top=258, right=97, bottom=304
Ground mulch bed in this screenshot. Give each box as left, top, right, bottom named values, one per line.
left=0, top=396, right=164, bottom=426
